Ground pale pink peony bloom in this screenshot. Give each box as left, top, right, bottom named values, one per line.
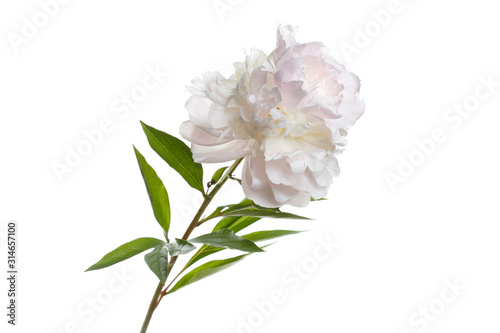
left=180, top=25, right=364, bottom=208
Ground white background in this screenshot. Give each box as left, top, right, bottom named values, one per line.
left=1, top=0, right=499, bottom=332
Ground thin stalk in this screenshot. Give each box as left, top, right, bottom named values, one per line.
left=140, top=282, right=163, bottom=333
left=139, top=158, right=243, bottom=332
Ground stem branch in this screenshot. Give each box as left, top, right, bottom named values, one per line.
left=139, top=157, right=243, bottom=332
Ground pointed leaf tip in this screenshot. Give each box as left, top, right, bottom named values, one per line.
left=86, top=237, right=165, bottom=272
left=141, top=122, right=204, bottom=193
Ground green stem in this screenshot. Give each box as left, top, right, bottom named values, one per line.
left=140, top=282, right=163, bottom=333
left=139, top=158, right=244, bottom=332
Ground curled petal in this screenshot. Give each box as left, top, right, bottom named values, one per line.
left=191, top=140, right=253, bottom=163
left=184, top=95, right=213, bottom=128
left=179, top=121, right=230, bottom=146
left=265, top=158, right=297, bottom=186
left=242, top=156, right=282, bottom=207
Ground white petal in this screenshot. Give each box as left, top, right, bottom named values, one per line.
left=242, top=154, right=315, bottom=208
left=242, top=156, right=282, bottom=208
left=184, top=95, right=212, bottom=128
left=273, top=24, right=298, bottom=61
left=280, top=81, right=307, bottom=110
left=191, top=140, right=253, bottom=163
left=323, top=118, right=348, bottom=146
left=208, top=104, right=231, bottom=128
left=186, top=71, right=222, bottom=97
left=293, top=169, right=328, bottom=199
left=263, top=136, right=301, bottom=161
left=249, top=67, right=269, bottom=93
left=287, top=192, right=311, bottom=207
left=335, top=99, right=365, bottom=129
left=287, top=154, right=307, bottom=174
left=313, top=156, right=340, bottom=186
left=265, top=158, right=297, bottom=186
left=269, top=181, right=302, bottom=204
left=179, top=121, right=230, bottom=146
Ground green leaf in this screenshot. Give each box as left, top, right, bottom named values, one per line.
left=201, top=199, right=254, bottom=222
left=186, top=230, right=298, bottom=269
left=220, top=198, right=254, bottom=213
left=86, top=238, right=165, bottom=271
left=184, top=200, right=305, bottom=273
left=181, top=216, right=261, bottom=272
left=144, top=244, right=170, bottom=283
left=202, top=205, right=226, bottom=221
left=213, top=216, right=261, bottom=233
left=166, top=239, right=196, bottom=256
left=183, top=245, right=224, bottom=270
left=189, top=228, right=264, bottom=253
left=182, top=198, right=302, bottom=278
left=243, top=230, right=303, bottom=242
left=134, top=147, right=171, bottom=234
left=203, top=198, right=310, bottom=222
left=141, top=121, right=204, bottom=193
left=221, top=209, right=310, bottom=220
left=168, top=253, right=250, bottom=294
left=211, top=167, right=228, bottom=184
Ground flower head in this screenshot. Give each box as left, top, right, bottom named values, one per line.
left=180, top=25, right=364, bottom=207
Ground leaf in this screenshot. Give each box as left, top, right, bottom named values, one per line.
left=189, top=228, right=264, bottom=253
left=211, top=167, right=228, bottom=184
left=181, top=216, right=261, bottom=273
left=166, top=239, right=196, bottom=256
left=185, top=200, right=305, bottom=272
left=203, top=198, right=310, bottom=222
left=201, top=199, right=254, bottom=222
left=134, top=147, right=171, bottom=234
left=183, top=245, right=224, bottom=270
left=185, top=230, right=299, bottom=270
left=144, top=244, right=170, bottom=283
left=141, top=121, right=204, bottom=193
left=213, top=216, right=261, bottom=233
left=221, top=209, right=310, bottom=220
left=242, top=230, right=303, bottom=242
left=202, top=205, right=226, bottom=221
left=220, top=198, right=254, bottom=213
left=168, top=253, right=250, bottom=294
left=86, top=238, right=165, bottom=271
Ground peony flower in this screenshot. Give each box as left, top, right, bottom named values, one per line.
left=180, top=25, right=364, bottom=208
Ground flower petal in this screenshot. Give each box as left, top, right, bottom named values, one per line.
left=242, top=156, right=282, bottom=207
left=179, top=121, right=231, bottom=146
left=287, top=192, right=311, bottom=207
left=191, top=140, right=253, bottom=163
left=184, top=95, right=213, bottom=128
left=279, top=81, right=307, bottom=110
left=265, top=158, right=297, bottom=186
left=263, top=136, right=302, bottom=161
left=293, top=169, right=329, bottom=199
